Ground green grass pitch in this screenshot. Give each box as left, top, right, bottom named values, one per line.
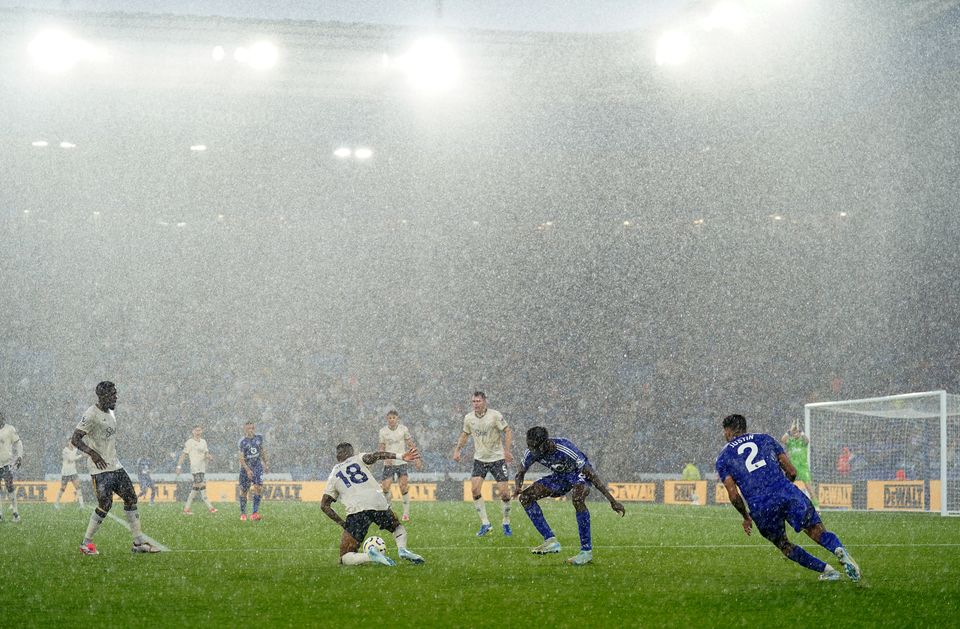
left=2, top=501, right=958, bottom=628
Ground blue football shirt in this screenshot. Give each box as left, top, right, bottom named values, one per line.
left=520, top=438, right=589, bottom=475
left=715, top=433, right=795, bottom=511
left=239, top=434, right=265, bottom=468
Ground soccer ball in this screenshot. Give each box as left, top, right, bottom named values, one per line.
left=362, top=536, right=387, bottom=554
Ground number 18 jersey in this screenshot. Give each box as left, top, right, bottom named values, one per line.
left=715, top=433, right=795, bottom=512
left=324, top=454, right=389, bottom=515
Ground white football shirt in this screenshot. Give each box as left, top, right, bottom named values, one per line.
left=0, top=424, right=22, bottom=467
left=378, top=424, right=411, bottom=467
left=462, top=409, right=508, bottom=462
left=76, top=405, right=123, bottom=475
left=61, top=446, right=84, bottom=476
left=324, top=454, right=389, bottom=515
left=182, top=437, right=210, bottom=474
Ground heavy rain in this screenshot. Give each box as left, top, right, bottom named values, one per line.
left=0, top=1, right=958, bottom=627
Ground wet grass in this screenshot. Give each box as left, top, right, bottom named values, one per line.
left=1, top=501, right=958, bottom=627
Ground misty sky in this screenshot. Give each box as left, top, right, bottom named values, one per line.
left=0, top=0, right=684, bottom=33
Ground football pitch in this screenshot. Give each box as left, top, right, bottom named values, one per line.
left=2, top=501, right=958, bottom=628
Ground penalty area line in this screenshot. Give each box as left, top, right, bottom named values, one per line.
left=166, top=542, right=960, bottom=553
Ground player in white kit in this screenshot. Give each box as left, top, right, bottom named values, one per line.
left=55, top=441, right=85, bottom=508
left=0, top=412, right=24, bottom=523
left=320, top=442, right=426, bottom=567
left=452, top=391, right=514, bottom=537
left=176, top=425, right=217, bottom=514
left=378, top=410, right=423, bottom=521
left=72, top=381, right=161, bottom=554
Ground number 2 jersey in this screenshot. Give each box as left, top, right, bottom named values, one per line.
left=324, top=454, right=390, bottom=515
left=715, top=433, right=796, bottom=513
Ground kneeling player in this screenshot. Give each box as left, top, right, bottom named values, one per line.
left=514, top=427, right=625, bottom=566
left=717, top=414, right=861, bottom=582
left=320, top=442, right=425, bottom=567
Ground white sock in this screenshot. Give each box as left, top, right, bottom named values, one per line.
left=55, top=489, right=63, bottom=505
left=185, top=490, right=196, bottom=510
left=83, top=510, right=105, bottom=543
left=402, top=492, right=410, bottom=516
left=501, top=500, right=511, bottom=524
left=9, top=490, right=17, bottom=514
left=77, top=491, right=85, bottom=507
left=474, top=498, right=490, bottom=525
left=201, top=490, right=213, bottom=509
left=125, top=508, right=145, bottom=545
left=340, top=552, right=372, bottom=566
left=393, top=525, right=408, bottom=550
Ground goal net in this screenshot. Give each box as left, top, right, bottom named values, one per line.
left=805, top=390, right=960, bottom=516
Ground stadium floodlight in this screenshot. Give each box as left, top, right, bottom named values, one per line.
left=655, top=31, right=692, bottom=67
left=59, top=141, right=76, bottom=149
left=212, top=46, right=225, bottom=62
left=31, top=140, right=48, bottom=147
left=333, top=147, right=352, bottom=158
left=246, top=41, right=278, bottom=70
left=28, top=29, right=105, bottom=73
left=703, top=2, right=751, bottom=33
left=354, top=147, right=373, bottom=160
left=190, top=144, right=207, bottom=151
left=396, top=36, right=460, bottom=93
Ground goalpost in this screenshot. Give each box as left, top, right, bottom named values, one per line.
left=804, top=390, right=960, bottom=516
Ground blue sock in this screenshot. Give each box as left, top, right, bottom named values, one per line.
left=252, top=494, right=261, bottom=513
left=788, top=546, right=827, bottom=572
left=576, top=510, right=592, bottom=551
left=817, top=531, right=841, bottom=553
left=239, top=496, right=247, bottom=514
left=523, top=502, right=555, bottom=540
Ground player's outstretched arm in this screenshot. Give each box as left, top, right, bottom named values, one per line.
left=778, top=453, right=797, bottom=482
left=320, top=495, right=346, bottom=529
left=513, top=469, right=527, bottom=498
left=71, top=429, right=107, bottom=470
left=452, top=431, right=469, bottom=462
left=502, top=426, right=513, bottom=464
left=361, top=449, right=419, bottom=466
left=175, top=451, right=187, bottom=476
left=405, top=436, right=424, bottom=470
left=722, top=476, right=752, bottom=535
left=583, top=466, right=625, bottom=516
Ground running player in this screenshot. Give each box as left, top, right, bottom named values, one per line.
left=238, top=422, right=268, bottom=521
left=451, top=391, right=513, bottom=536
left=320, top=441, right=425, bottom=566
left=72, top=381, right=161, bottom=554
left=176, top=425, right=216, bottom=515
left=514, top=426, right=625, bottom=565
left=54, top=441, right=85, bottom=508
left=0, top=412, right=24, bottom=523
left=136, top=456, right=158, bottom=505
left=378, top=410, right=422, bottom=522
left=781, top=420, right=818, bottom=507
left=717, top=414, right=861, bottom=582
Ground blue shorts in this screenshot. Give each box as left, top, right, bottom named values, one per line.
left=239, top=466, right=263, bottom=490
left=534, top=471, right=589, bottom=497
left=751, top=485, right=821, bottom=543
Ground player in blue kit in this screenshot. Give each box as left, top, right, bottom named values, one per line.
left=136, top=456, right=157, bottom=505
left=716, top=414, right=862, bottom=582
left=238, top=422, right=269, bottom=521
left=513, top=427, right=625, bottom=565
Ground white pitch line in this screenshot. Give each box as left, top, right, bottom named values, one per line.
left=93, top=507, right=172, bottom=552
left=167, top=542, right=960, bottom=553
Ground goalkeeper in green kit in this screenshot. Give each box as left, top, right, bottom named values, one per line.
left=781, top=420, right=818, bottom=508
